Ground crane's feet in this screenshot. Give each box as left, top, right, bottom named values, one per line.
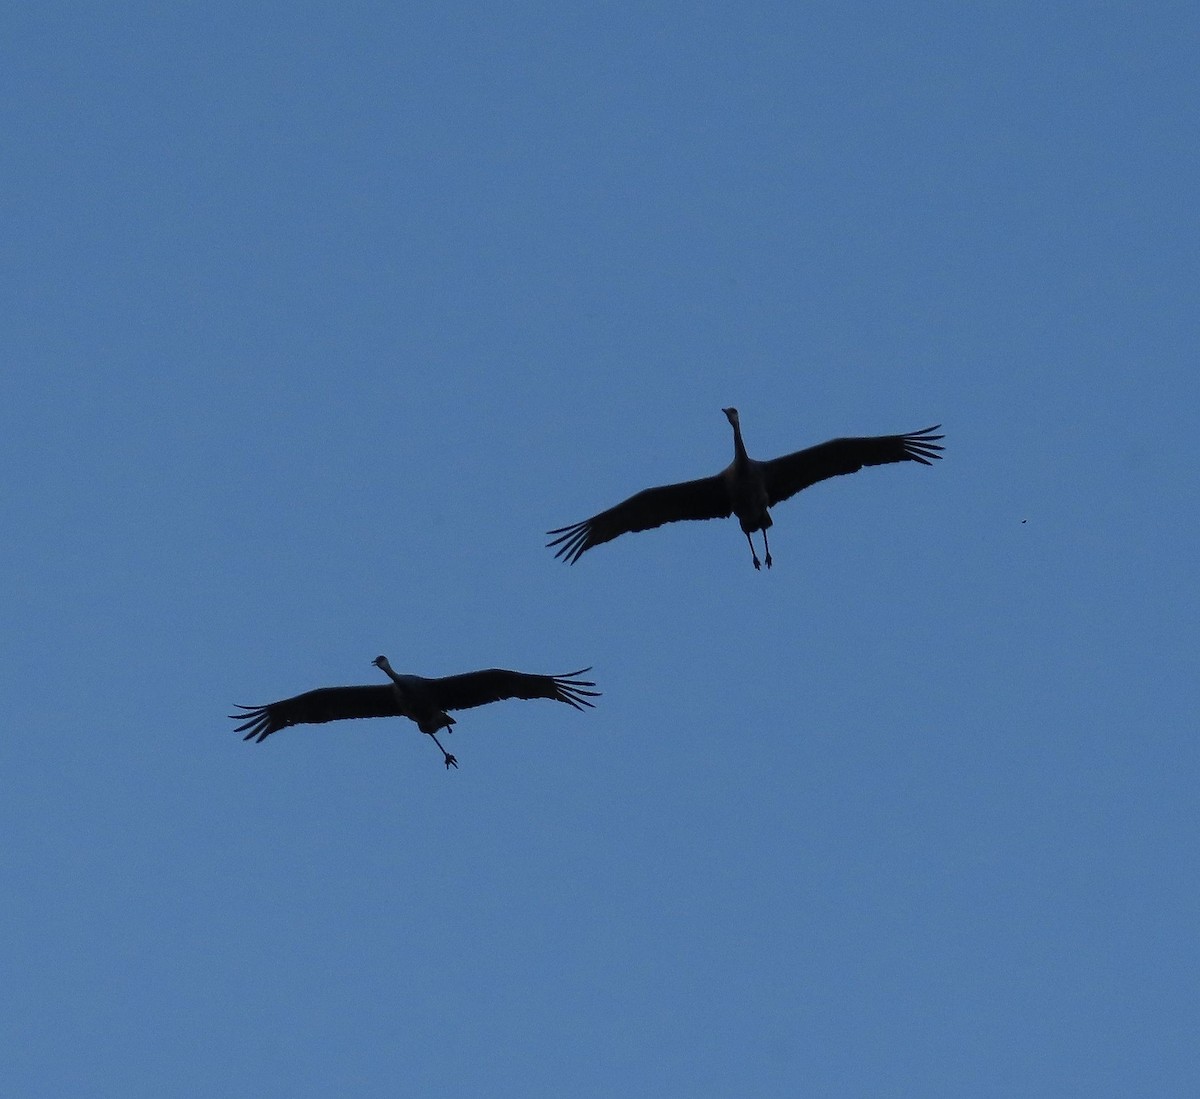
left=764, top=552, right=772, bottom=569
left=427, top=730, right=458, bottom=769
left=752, top=555, right=761, bottom=570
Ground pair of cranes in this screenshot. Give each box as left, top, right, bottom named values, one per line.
left=232, top=409, right=944, bottom=769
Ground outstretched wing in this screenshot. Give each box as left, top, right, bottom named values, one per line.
left=761, top=425, right=944, bottom=507
left=231, top=684, right=403, bottom=743
left=425, top=668, right=600, bottom=713
left=547, top=475, right=731, bottom=563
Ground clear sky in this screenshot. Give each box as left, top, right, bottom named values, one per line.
left=3, top=3, right=1197, bottom=1095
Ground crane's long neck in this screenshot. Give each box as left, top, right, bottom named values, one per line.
left=729, top=418, right=750, bottom=465
left=375, top=657, right=404, bottom=686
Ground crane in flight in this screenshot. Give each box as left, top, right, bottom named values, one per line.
left=548, top=408, right=943, bottom=570
left=232, top=656, right=599, bottom=769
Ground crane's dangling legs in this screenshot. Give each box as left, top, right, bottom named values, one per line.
left=427, top=730, right=458, bottom=769
left=744, top=530, right=762, bottom=570
left=761, top=528, right=772, bottom=569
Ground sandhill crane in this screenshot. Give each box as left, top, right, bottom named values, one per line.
left=231, top=656, right=599, bottom=769
left=547, top=408, right=943, bottom=570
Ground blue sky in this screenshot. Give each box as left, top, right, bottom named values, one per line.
left=3, top=2, right=1197, bottom=1095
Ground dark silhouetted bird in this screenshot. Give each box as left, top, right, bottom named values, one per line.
left=548, top=408, right=943, bottom=570
left=232, top=656, right=599, bottom=769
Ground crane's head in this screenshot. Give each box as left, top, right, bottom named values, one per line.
left=371, top=655, right=392, bottom=671
left=722, top=407, right=740, bottom=425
